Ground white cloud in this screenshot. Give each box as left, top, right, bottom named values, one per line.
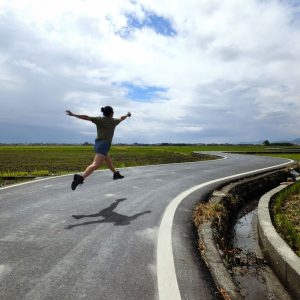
left=14, top=59, right=48, bottom=74
left=0, top=0, right=300, bottom=143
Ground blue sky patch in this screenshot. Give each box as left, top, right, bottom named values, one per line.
left=116, top=10, right=177, bottom=38
left=127, top=12, right=176, bottom=36
left=119, top=82, right=167, bottom=102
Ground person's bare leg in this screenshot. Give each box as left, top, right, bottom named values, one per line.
left=105, top=155, right=117, bottom=173
left=105, top=155, right=124, bottom=180
left=83, top=154, right=106, bottom=179
left=105, top=155, right=124, bottom=179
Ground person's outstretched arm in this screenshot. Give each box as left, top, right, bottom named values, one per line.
left=120, top=112, right=132, bottom=122
left=65, top=110, right=91, bottom=121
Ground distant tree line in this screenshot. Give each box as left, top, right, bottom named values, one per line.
left=263, top=140, right=294, bottom=146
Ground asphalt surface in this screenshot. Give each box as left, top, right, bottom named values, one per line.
left=0, top=153, right=292, bottom=300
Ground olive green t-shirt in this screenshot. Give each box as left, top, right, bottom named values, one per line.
left=90, top=117, right=121, bottom=143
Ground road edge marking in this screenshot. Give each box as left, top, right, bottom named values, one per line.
left=157, top=159, right=294, bottom=300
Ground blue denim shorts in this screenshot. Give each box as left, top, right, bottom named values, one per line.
left=94, top=139, right=111, bottom=156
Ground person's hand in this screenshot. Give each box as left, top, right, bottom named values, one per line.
left=65, top=110, right=73, bottom=116
left=127, top=112, right=131, bottom=117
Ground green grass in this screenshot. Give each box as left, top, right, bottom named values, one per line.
left=0, top=145, right=217, bottom=187
left=260, top=153, right=300, bottom=162
left=0, top=170, right=51, bottom=178
left=0, top=145, right=214, bottom=173
left=272, top=181, right=300, bottom=256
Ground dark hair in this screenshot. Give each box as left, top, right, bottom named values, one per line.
left=101, top=106, right=114, bottom=117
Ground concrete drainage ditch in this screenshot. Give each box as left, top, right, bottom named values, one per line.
left=193, top=168, right=298, bottom=299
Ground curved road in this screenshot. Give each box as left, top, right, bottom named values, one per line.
left=0, top=153, right=292, bottom=300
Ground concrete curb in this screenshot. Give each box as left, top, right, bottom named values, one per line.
left=198, top=222, right=243, bottom=299
left=196, top=169, right=294, bottom=299
left=257, top=182, right=300, bottom=300
left=197, top=185, right=244, bottom=300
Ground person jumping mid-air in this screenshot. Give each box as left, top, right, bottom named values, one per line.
left=65, top=106, right=131, bottom=190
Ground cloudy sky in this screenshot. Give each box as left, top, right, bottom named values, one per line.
left=1, top=0, right=300, bottom=144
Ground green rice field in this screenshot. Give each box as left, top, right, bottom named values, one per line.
left=0, top=144, right=299, bottom=187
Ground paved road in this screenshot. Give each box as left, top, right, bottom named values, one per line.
left=0, top=153, right=292, bottom=300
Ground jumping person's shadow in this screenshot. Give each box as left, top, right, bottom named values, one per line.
left=65, top=198, right=151, bottom=229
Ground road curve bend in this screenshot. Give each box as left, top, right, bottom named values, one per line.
left=0, top=153, right=292, bottom=300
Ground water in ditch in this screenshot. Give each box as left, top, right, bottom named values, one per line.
left=231, top=200, right=290, bottom=300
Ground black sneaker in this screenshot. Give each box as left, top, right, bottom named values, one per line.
left=113, top=171, right=124, bottom=180
left=71, top=174, right=84, bottom=190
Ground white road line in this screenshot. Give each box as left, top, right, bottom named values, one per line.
left=0, top=174, right=71, bottom=191
left=157, top=159, right=293, bottom=300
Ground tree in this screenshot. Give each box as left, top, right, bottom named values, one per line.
left=263, top=140, right=270, bottom=146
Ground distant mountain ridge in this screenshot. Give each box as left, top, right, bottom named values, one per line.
left=275, top=138, right=300, bottom=145
left=239, top=138, right=300, bottom=145
left=292, top=138, right=300, bottom=145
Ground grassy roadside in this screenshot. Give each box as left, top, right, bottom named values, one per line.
left=0, top=145, right=217, bottom=187
left=272, top=181, right=300, bottom=256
